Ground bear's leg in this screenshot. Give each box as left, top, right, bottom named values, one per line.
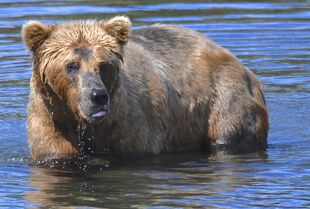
left=27, top=100, right=79, bottom=161
left=208, top=95, right=268, bottom=153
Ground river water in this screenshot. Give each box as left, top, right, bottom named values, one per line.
left=0, top=0, right=309, bottom=208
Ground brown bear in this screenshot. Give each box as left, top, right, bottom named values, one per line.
left=22, top=16, right=268, bottom=161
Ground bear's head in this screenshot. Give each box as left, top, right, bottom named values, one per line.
left=22, top=16, right=131, bottom=124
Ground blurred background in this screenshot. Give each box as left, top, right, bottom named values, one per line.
left=0, top=0, right=309, bottom=208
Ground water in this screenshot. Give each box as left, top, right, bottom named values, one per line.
left=0, top=0, right=309, bottom=208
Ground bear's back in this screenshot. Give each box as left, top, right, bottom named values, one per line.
left=129, top=24, right=218, bottom=61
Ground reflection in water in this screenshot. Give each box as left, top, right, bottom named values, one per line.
left=25, top=153, right=270, bottom=208
left=0, top=0, right=309, bottom=208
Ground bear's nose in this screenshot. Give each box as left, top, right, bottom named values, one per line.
left=90, top=89, right=108, bottom=105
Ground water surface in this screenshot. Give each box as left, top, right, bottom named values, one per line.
left=0, top=0, right=309, bottom=208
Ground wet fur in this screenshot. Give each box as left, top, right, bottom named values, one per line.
left=23, top=17, right=268, bottom=161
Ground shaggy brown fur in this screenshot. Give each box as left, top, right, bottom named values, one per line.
left=22, top=16, right=268, bottom=161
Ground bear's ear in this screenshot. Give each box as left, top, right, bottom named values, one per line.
left=101, top=16, right=131, bottom=45
left=22, top=21, right=54, bottom=52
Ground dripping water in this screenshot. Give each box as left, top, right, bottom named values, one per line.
left=87, top=125, right=95, bottom=155
left=77, top=123, right=87, bottom=156
left=77, top=123, right=88, bottom=171
left=76, top=124, right=99, bottom=171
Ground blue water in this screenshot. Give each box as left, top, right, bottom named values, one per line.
left=0, top=0, right=309, bottom=208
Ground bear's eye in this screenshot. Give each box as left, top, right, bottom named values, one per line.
left=99, top=62, right=110, bottom=76
left=66, top=62, right=79, bottom=74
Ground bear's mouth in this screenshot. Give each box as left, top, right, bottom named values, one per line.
left=89, top=109, right=108, bottom=123
left=92, top=110, right=107, bottom=118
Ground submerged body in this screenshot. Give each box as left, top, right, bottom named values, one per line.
left=23, top=16, right=268, bottom=161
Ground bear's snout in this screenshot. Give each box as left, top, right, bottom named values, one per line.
left=89, top=88, right=109, bottom=122
left=78, top=73, right=110, bottom=123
